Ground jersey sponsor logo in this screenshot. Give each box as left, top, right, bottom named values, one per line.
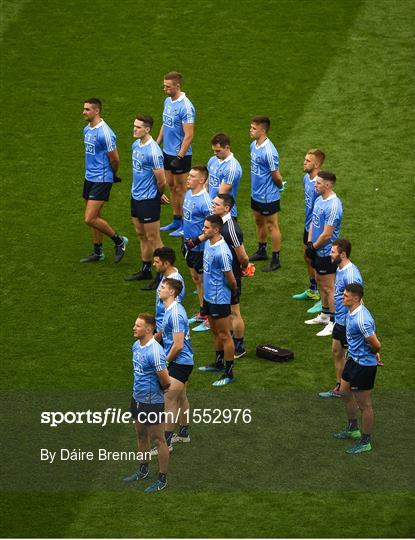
left=209, top=175, right=220, bottom=188
left=133, top=159, right=143, bottom=172
left=251, top=162, right=259, bottom=174
left=312, top=214, right=320, bottom=227
left=163, top=113, right=174, bottom=128
left=133, top=357, right=144, bottom=375
left=85, top=142, right=95, bottom=155
left=183, top=207, right=192, bottom=222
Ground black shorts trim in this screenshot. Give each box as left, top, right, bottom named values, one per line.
left=83, top=179, right=112, bottom=201
left=332, top=323, right=348, bottom=348
left=230, top=278, right=242, bottom=305
left=131, top=196, right=161, bottom=223
left=130, top=398, right=164, bottom=425
left=342, top=358, right=377, bottom=391
left=312, top=255, right=337, bottom=275
left=185, top=249, right=204, bottom=274
left=163, top=153, right=192, bottom=174
left=168, top=361, right=193, bottom=383
left=303, top=228, right=309, bottom=246
left=203, top=300, right=231, bottom=319
left=251, top=197, right=280, bottom=216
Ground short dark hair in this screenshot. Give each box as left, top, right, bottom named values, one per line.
left=164, top=71, right=182, bottom=83
left=135, top=115, right=154, bottom=129
left=153, top=246, right=176, bottom=265
left=251, top=115, right=271, bottom=132
left=211, top=133, right=231, bottom=147
left=318, top=171, right=336, bottom=183
left=137, top=312, right=156, bottom=328
left=344, top=283, right=364, bottom=300
left=332, top=238, right=351, bottom=258
left=205, top=214, right=223, bottom=231
left=307, top=148, right=326, bottom=166
left=163, top=277, right=183, bottom=297
left=192, top=165, right=209, bottom=181
left=217, top=193, right=235, bottom=210
left=85, top=98, right=102, bottom=112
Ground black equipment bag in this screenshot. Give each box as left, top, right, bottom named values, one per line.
left=256, top=343, right=294, bottom=362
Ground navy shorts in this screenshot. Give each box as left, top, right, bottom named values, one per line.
left=342, top=358, right=377, bottom=391
left=168, top=362, right=193, bottom=384
left=303, top=228, right=309, bottom=246
left=184, top=249, right=204, bottom=274
left=203, top=300, right=231, bottom=319
left=332, top=323, right=348, bottom=348
left=312, top=255, right=337, bottom=275
left=131, top=196, right=161, bottom=224
left=83, top=179, right=112, bottom=201
left=251, top=198, right=280, bottom=216
left=164, top=153, right=192, bottom=175
left=130, top=397, right=164, bottom=425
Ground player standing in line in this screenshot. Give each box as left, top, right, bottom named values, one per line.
left=124, top=313, right=171, bottom=492
left=207, top=133, right=242, bottom=218
left=292, top=149, right=325, bottom=304
left=157, top=71, right=195, bottom=237
left=125, top=116, right=167, bottom=289
left=152, top=247, right=186, bottom=332
left=248, top=116, right=284, bottom=272
left=157, top=278, right=194, bottom=450
left=81, top=98, right=128, bottom=263
left=182, top=166, right=212, bottom=332
left=198, top=215, right=238, bottom=386
left=212, top=194, right=249, bottom=358
left=185, top=194, right=249, bottom=357
left=304, top=172, right=343, bottom=336
left=319, top=239, right=363, bottom=398
left=334, top=283, right=382, bottom=454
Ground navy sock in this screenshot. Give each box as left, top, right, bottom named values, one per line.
left=348, top=419, right=358, bottom=431
left=158, top=472, right=167, bottom=484
left=165, top=431, right=173, bottom=446
left=142, top=261, right=152, bottom=272
left=360, top=433, right=371, bottom=445
left=322, top=306, right=330, bottom=315
left=93, top=243, right=103, bottom=255
left=139, top=463, right=149, bottom=474
left=309, top=278, right=317, bottom=291
left=111, top=233, right=123, bottom=246
left=233, top=337, right=244, bottom=347
left=330, top=312, right=335, bottom=323
left=173, top=215, right=182, bottom=222
left=216, top=350, right=224, bottom=364
left=178, top=425, right=189, bottom=437
left=258, top=242, right=267, bottom=253
left=225, top=360, right=234, bottom=377
left=272, top=251, right=280, bottom=263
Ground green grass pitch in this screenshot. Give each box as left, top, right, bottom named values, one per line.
left=1, top=0, right=414, bottom=537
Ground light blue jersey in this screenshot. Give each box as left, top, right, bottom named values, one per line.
left=183, top=189, right=212, bottom=253
left=155, top=269, right=186, bottom=331
left=304, top=174, right=318, bottom=231
left=203, top=238, right=233, bottom=304
left=311, top=194, right=343, bottom=256
left=334, top=263, right=363, bottom=325
left=131, top=137, right=164, bottom=201
left=162, top=93, right=195, bottom=156
left=207, top=153, right=242, bottom=217
left=161, top=301, right=194, bottom=366
left=132, top=338, right=166, bottom=404
left=250, top=138, right=280, bottom=203
left=346, top=305, right=377, bottom=366
left=84, top=120, right=116, bottom=182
